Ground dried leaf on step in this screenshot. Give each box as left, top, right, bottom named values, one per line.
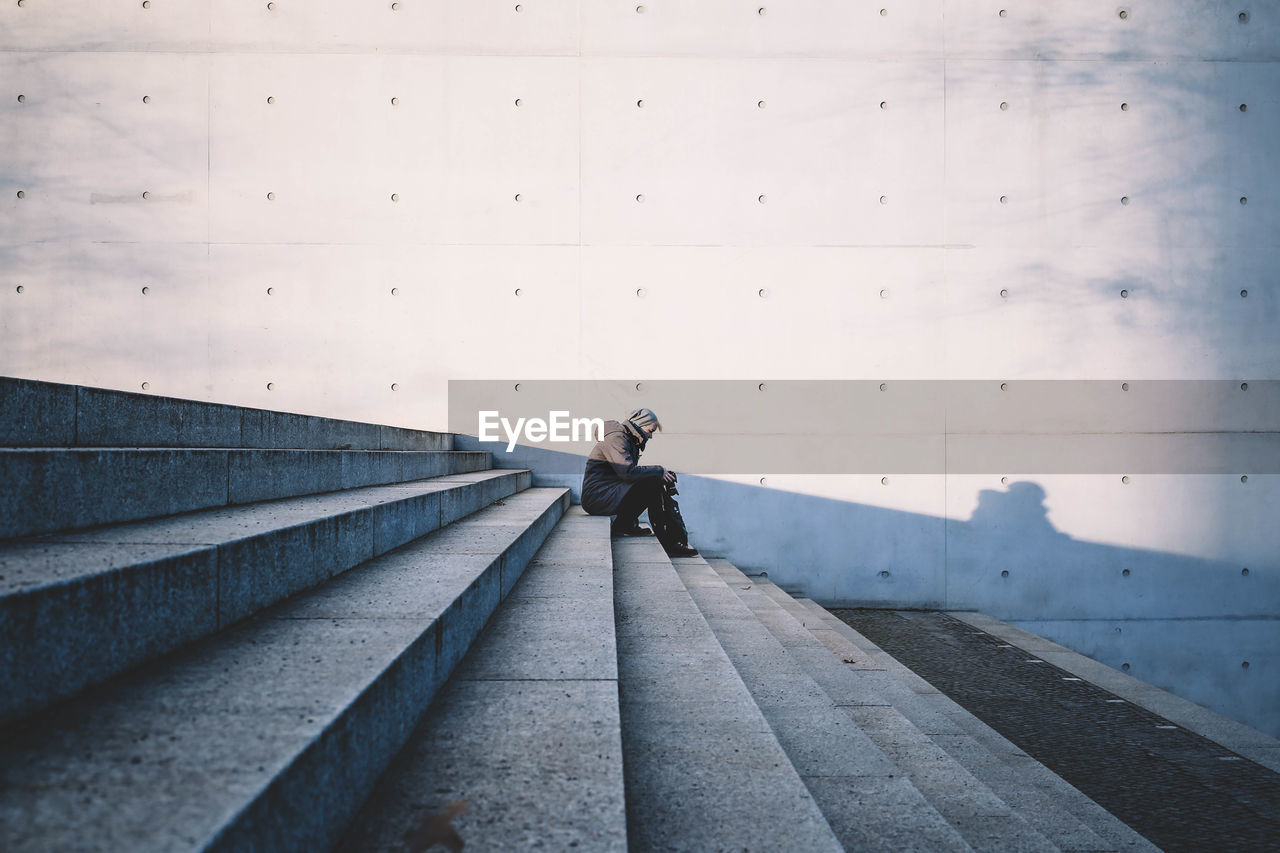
left=404, top=800, right=469, bottom=853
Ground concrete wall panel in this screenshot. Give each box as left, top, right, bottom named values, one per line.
left=202, top=244, right=582, bottom=425
left=1, top=52, right=209, bottom=244
left=943, top=474, right=1277, bottom=619
left=0, top=0, right=213, bottom=52
left=1017, top=616, right=1277, bottom=738
left=580, top=247, right=949, bottom=378
left=0, top=242, right=212, bottom=394
left=581, top=58, right=945, bottom=246
left=943, top=1, right=1280, bottom=61
left=942, top=248, right=1280, bottom=378
left=208, top=1, right=580, bottom=57
left=677, top=474, right=950, bottom=607
left=0, top=1, right=579, bottom=55
left=581, top=1, right=945, bottom=59
left=946, top=60, right=1280, bottom=250
left=209, top=55, right=579, bottom=246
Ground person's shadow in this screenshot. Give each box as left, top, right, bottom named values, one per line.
left=967, top=481, right=1061, bottom=539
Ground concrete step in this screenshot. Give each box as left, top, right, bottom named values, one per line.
left=797, top=600, right=1167, bottom=853
left=674, top=555, right=975, bottom=852
left=0, top=468, right=531, bottom=726
left=0, top=487, right=569, bottom=853
left=0, top=447, right=492, bottom=539
left=0, top=376, right=451, bottom=450
left=612, top=538, right=842, bottom=852
left=338, top=507, right=626, bottom=852
left=703, top=560, right=1064, bottom=853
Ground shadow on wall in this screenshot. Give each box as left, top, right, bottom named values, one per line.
left=456, top=435, right=1278, bottom=738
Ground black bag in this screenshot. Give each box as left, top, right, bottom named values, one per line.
left=653, top=477, right=690, bottom=550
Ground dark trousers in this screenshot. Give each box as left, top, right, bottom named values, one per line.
left=613, top=479, right=680, bottom=550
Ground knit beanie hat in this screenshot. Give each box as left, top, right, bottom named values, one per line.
left=627, top=408, right=662, bottom=432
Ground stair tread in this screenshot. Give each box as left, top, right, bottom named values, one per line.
left=679, top=556, right=982, bottom=851
left=612, top=539, right=842, bottom=852
left=0, top=469, right=532, bottom=727
left=0, top=449, right=494, bottom=541
left=703, top=560, right=1081, bottom=853
left=0, top=488, right=569, bottom=853
left=682, top=555, right=1030, bottom=852
left=1, top=470, right=520, bottom=592
left=338, top=508, right=626, bottom=852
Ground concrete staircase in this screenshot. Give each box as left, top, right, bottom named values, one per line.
left=339, top=535, right=1165, bottom=851
left=0, top=378, right=568, bottom=850
left=0, top=376, right=1212, bottom=850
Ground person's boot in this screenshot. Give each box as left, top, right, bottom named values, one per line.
left=664, top=543, right=699, bottom=558
left=611, top=521, right=653, bottom=537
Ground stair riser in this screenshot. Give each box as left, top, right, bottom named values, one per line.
left=440, top=475, right=531, bottom=527
left=208, top=627, right=444, bottom=853
left=0, top=450, right=491, bottom=540
left=2, top=548, right=220, bottom=728
left=0, top=472, right=532, bottom=726
left=0, top=377, right=451, bottom=451
left=0, top=378, right=75, bottom=446
left=220, top=509, right=376, bottom=627
left=206, top=492, right=570, bottom=853
left=498, top=508, right=564, bottom=598
left=372, top=492, right=445, bottom=555
left=230, top=451, right=489, bottom=503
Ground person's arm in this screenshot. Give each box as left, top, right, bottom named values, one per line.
left=600, top=432, right=665, bottom=482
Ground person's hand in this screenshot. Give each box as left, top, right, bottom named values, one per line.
left=663, top=469, right=677, bottom=485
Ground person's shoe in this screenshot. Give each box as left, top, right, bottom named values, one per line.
left=664, top=545, right=699, bottom=558
left=611, top=523, right=653, bottom=537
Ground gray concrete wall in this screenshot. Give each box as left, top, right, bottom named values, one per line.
left=3, top=4, right=1277, bottom=734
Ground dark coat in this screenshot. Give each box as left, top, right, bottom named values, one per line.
left=581, top=419, right=665, bottom=515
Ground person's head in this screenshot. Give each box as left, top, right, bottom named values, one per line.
left=627, top=407, right=662, bottom=439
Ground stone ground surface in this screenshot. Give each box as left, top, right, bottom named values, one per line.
left=835, top=609, right=1280, bottom=853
